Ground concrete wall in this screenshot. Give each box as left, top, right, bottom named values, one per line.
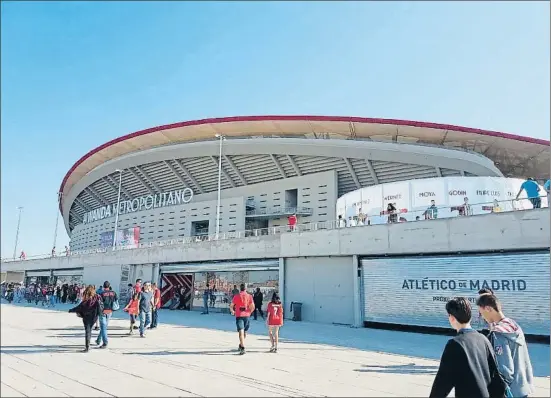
left=83, top=265, right=123, bottom=295
left=284, top=256, right=355, bottom=325
left=70, top=170, right=337, bottom=250
left=4, top=209, right=549, bottom=274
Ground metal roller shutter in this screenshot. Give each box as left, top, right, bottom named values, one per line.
left=25, top=270, right=52, bottom=277
left=52, top=268, right=83, bottom=277
left=160, top=259, right=279, bottom=274
left=361, top=251, right=550, bottom=336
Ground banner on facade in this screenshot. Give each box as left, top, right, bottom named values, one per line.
left=100, top=227, right=140, bottom=249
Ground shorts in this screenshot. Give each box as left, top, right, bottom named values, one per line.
left=235, top=316, right=250, bottom=332
left=529, top=197, right=541, bottom=209
left=268, top=325, right=280, bottom=333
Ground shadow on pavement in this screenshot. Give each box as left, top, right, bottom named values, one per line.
left=51, top=333, right=129, bottom=339
left=1, top=344, right=83, bottom=354
left=3, top=302, right=549, bottom=378
left=123, top=349, right=239, bottom=356
left=355, top=362, right=439, bottom=375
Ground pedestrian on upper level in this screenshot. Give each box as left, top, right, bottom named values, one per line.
left=516, top=177, right=541, bottom=209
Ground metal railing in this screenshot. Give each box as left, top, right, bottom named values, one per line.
left=245, top=206, right=313, bottom=217
left=1, top=196, right=547, bottom=263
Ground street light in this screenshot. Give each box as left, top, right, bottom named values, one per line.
left=52, top=192, right=62, bottom=253
left=215, top=134, right=226, bottom=235
left=113, top=169, right=123, bottom=248
left=12, top=206, right=23, bottom=260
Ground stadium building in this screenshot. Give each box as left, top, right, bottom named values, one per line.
left=12, top=116, right=550, bottom=334
left=60, top=115, right=549, bottom=250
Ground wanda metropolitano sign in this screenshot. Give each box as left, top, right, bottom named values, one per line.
left=82, top=188, right=194, bottom=224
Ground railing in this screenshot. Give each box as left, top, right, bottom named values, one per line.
left=245, top=206, right=314, bottom=217
left=1, top=196, right=547, bottom=264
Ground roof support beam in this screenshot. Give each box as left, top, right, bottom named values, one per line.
left=286, top=155, right=302, bottom=177
left=210, top=156, right=236, bottom=188
left=174, top=159, right=204, bottom=194
left=105, top=175, right=132, bottom=201
left=163, top=160, right=190, bottom=190
left=348, top=122, right=357, bottom=139
left=435, top=167, right=442, bottom=177
left=343, top=158, right=361, bottom=189
left=135, top=165, right=163, bottom=192
left=128, top=167, right=156, bottom=195
left=440, top=130, right=449, bottom=145
left=86, top=186, right=110, bottom=207
left=365, top=159, right=379, bottom=185
left=74, top=197, right=92, bottom=213
left=270, top=154, right=287, bottom=178
left=223, top=155, right=247, bottom=186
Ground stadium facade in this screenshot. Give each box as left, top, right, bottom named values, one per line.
left=11, top=115, right=549, bottom=334
left=59, top=115, right=549, bottom=251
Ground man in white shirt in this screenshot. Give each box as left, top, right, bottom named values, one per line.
left=348, top=216, right=357, bottom=227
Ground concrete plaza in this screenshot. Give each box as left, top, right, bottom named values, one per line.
left=1, top=302, right=549, bottom=397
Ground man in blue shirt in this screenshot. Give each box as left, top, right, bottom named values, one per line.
left=516, top=178, right=541, bottom=209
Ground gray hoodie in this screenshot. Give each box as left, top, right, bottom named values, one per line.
left=490, top=318, right=534, bottom=398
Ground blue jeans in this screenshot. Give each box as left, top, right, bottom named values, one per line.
left=96, top=313, right=111, bottom=346
left=202, top=296, right=209, bottom=314
left=139, top=311, right=151, bottom=335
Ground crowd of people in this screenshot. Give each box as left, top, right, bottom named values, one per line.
left=1, top=282, right=85, bottom=306
left=2, top=278, right=537, bottom=396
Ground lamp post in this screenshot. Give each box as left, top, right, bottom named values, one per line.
left=215, top=134, right=225, bottom=236
left=52, top=192, right=62, bottom=253
left=12, top=206, right=23, bottom=260
left=112, top=169, right=123, bottom=248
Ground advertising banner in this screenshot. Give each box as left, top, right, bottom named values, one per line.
left=100, top=227, right=140, bottom=249
left=361, top=252, right=550, bottom=336
left=336, top=177, right=539, bottom=224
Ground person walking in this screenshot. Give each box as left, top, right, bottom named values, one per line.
left=516, top=177, right=542, bottom=209
left=138, top=282, right=154, bottom=337
left=68, top=285, right=103, bottom=353
left=230, top=283, right=255, bottom=355
left=253, top=288, right=264, bottom=320
left=123, top=291, right=140, bottom=335
left=150, top=282, right=161, bottom=329
left=201, top=284, right=210, bottom=315
left=477, top=294, right=534, bottom=398
left=94, top=284, right=103, bottom=331
left=429, top=297, right=506, bottom=398
left=266, top=292, right=283, bottom=353
left=95, top=281, right=118, bottom=349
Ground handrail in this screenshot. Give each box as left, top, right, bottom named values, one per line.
left=2, top=196, right=547, bottom=263
left=245, top=206, right=313, bottom=216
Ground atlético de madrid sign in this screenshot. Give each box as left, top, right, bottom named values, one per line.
left=82, top=188, right=193, bottom=224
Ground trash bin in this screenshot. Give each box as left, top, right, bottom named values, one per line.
left=290, top=302, right=302, bottom=321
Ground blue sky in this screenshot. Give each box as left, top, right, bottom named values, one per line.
left=1, top=1, right=549, bottom=257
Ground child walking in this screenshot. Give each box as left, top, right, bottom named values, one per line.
left=124, top=291, right=140, bottom=335
left=266, top=292, right=283, bottom=353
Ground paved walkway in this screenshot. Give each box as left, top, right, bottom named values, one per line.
left=1, top=302, right=549, bottom=397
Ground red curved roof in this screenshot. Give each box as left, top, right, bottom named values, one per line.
left=59, top=115, right=550, bottom=212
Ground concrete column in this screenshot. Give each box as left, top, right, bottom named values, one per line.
left=152, top=263, right=160, bottom=285
left=352, top=255, right=362, bottom=328
left=278, top=257, right=285, bottom=307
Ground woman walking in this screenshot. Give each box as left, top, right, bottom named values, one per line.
left=68, top=285, right=103, bottom=352
left=266, top=292, right=284, bottom=353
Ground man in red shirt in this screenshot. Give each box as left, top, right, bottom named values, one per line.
left=288, top=213, right=297, bottom=231
left=150, top=282, right=161, bottom=329
left=230, top=284, right=255, bottom=355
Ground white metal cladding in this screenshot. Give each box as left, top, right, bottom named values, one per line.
left=160, top=259, right=280, bottom=274
left=361, top=251, right=550, bottom=336
left=52, top=268, right=84, bottom=277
